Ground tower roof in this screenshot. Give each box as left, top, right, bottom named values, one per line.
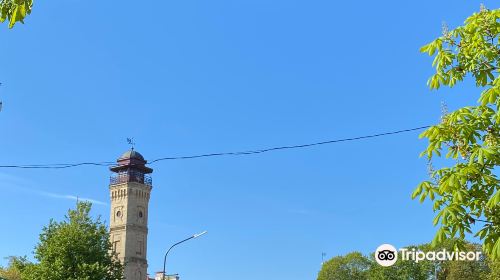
left=119, top=149, right=145, bottom=161
left=110, top=149, right=153, bottom=174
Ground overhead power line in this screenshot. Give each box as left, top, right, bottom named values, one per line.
left=148, top=125, right=430, bottom=162
left=0, top=162, right=116, bottom=169
left=0, top=125, right=431, bottom=169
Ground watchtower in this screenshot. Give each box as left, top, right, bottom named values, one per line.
left=109, top=149, right=153, bottom=280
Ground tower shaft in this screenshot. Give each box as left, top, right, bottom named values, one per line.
left=109, top=150, right=153, bottom=280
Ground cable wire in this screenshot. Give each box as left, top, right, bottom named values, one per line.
left=149, top=125, right=430, bottom=162
left=0, top=125, right=431, bottom=169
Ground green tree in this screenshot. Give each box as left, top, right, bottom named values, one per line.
left=421, top=240, right=490, bottom=280
left=0, top=0, right=33, bottom=28
left=368, top=246, right=432, bottom=280
left=319, top=241, right=492, bottom=280
left=21, top=202, right=123, bottom=280
left=0, top=256, right=30, bottom=280
left=413, top=5, right=500, bottom=260
left=317, top=252, right=370, bottom=280
left=488, top=259, right=500, bottom=280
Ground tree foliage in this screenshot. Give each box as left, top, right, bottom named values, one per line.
left=427, top=241, right=490, bottom=280
left=413, top=5, right=500, bottom=260
left=0, top=0, right=32, bottom=29
left=0, top=256, right=30, bottom=280
left=488, top=258, right=500, bottom=280
left=20, top=202, right=123, bottom=280
left=317, top=252, right=370, bottom=280
left=317, top=241, right=494, bottom=280
left=367, top=246, right=433, bottom=280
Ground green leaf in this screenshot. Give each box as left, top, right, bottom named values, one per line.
left=486, top=191, right=500, bottom=208
left=491, top=237, right=500, bottom=260
left=8, top=5, right=18, bottom=28
left=412, top=185, right=423, bottom=199
left=1, top=0, right=33, bottom=29
left=419, top=191, right=427, bottom=203
left=433, top=209, right=445, bottom=226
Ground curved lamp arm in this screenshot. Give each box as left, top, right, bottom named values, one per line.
left=162, top=231, right=207, bottom=280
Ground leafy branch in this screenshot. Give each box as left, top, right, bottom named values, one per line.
left=415, top=6, right=500, bottom=260
left=0, top=0, right=33, bottom=29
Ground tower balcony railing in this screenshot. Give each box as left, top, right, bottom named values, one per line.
left=110, top=171, right=152, bottom=186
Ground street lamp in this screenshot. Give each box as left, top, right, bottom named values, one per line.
left=162, top=230, right=207, bottom=280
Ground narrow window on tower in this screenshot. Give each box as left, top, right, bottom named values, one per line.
left=113, top=240, right=120, bottom=253
left=137, top=206, right=145, bottom=224
left=136, top=240, right=143, bottom=256
left=112, top=235, right=121, bottom=255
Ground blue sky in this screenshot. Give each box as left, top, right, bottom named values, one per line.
left=0, top=1, right=495, bottom=279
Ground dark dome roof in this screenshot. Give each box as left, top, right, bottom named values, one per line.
left=111, top=149, right=152, bottom=173
left=119, top=149, right=145, bottom=161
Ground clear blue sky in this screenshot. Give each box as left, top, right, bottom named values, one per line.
left=0, top=1, right=495, bottom=279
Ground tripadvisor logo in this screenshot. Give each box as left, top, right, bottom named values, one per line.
left=375, top=244, right=398, bottom=267
left=374, top=244, right=482, bottom=266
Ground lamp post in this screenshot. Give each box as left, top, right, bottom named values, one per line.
left=162, top=230, right=207, bottom=280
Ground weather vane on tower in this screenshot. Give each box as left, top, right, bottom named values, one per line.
left=126, top=137, right=136, bottom=150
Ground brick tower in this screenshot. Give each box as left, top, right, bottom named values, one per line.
left=109, top=149, right=153, bottom=280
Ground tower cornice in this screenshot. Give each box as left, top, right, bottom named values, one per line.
left=110, top=224, right=148, bottom=233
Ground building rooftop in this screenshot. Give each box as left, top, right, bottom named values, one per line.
left=119, top=149, right=145, bottom=161
left=110, top=149, right=153, bottom=174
